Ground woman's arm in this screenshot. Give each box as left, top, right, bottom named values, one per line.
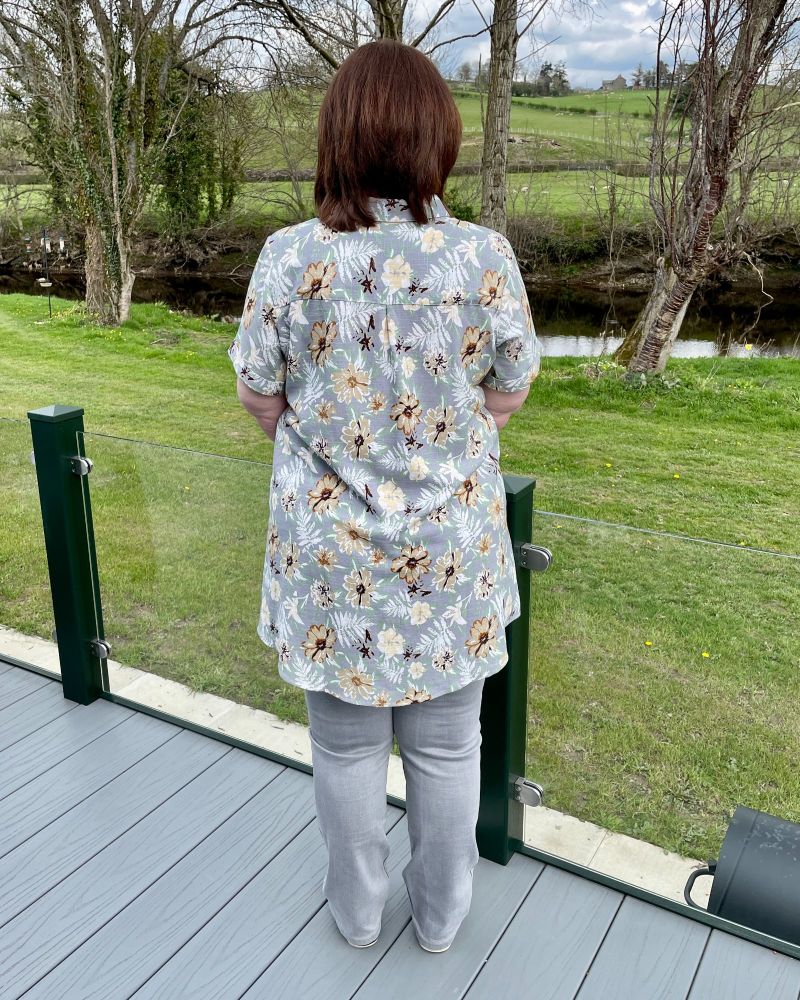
left=236, top=378, right=289, bottom=442
left=481, top=384, right=530, bottom=430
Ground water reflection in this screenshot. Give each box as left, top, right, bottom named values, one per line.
left=541, top=335, right=795, bottom=359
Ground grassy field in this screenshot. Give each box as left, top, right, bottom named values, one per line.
left=1, top=292, right=799, bottom=860
left=7, top=86, right=798, bottom=247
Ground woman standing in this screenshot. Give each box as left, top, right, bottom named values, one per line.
left=229, top=39, right=541, bottom=953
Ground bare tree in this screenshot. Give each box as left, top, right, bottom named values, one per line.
left=253, top=0, right=462, bottom=69
left=616, top=0, right=800, bottom=372
left=479, top=0, right=581, bottom=234
left=0, top=0, right=260, bottom=324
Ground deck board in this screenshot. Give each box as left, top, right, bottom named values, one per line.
left=1, top=662, right=798, bottom=1000
left=0, top=681, right=80, bottom=752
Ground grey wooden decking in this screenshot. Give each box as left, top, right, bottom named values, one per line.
left=2, top=660, right=800, bottom=1000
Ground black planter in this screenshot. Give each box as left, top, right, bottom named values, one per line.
left=684, top=805, right=800, bottom=945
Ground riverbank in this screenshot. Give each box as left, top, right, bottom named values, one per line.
left=2, top=292, right=798, bottom=860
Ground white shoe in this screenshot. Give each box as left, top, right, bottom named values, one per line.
left=347, top=934, right=380, bottom=948
left=416, top=933, right=452, bottom=953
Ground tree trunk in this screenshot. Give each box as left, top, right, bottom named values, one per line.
left=614, top=257, right=695, bottom=372
left=479, top=0, right=517, bottom=234
left=84, top=222, right=135, bottom=325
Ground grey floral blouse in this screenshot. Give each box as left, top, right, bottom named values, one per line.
left=228, top=194, right=541, bottom=706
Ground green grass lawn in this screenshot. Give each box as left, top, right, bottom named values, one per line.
left=2, top=292, right=799, bottom=860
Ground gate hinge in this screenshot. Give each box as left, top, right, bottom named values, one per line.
left=518, top=543, right=552, bottom=572
left=70, top=456, right=94, bottom=477
left=513, top=776, right=545, bottom=808
left=90, top=638, right=112, bottom=659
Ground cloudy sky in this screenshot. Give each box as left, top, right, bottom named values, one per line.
left=424, top=0, right=666, bottom=90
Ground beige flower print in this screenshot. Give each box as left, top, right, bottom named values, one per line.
left=390, top=392, right=422, bottom=436
left=332, top=363, right=371, bottom=402
left=308, top=321, right=339, bottom=365
left=395, top=687, right=432, bottom=705
left=488, top=495, right=505, bottom=526
left=391, top=543, right=431, bottom=587
left=302, top=623, right=336, bottom=661
left=334, top=518, right=371, bottom=555
left=344, top=567, right=375, bottom=608
left=460, top=326, right=491, bottom=366
left=317, top=401, right=335, bottom=423
left=342, top=417, right=374, bottom=460
left=315, top=547, right=337, bottom=570
left=297, top=260, right=337, bottom=299
left=478, top=269, right=507, bottom=307
left=370, top=392, right=386, bottom=413
left=382, top=254, right=412, bottom=290
left=424, top=405, right=457, bottom=446
left=465, top=615, right=499, bottom=658
left=434, top=549, right=463, bottom=591
left=267, top=524, right=280, bottom=556
left=373, top=692, right=391, bottom=707
left=337, top=665, right=375, bottom=698
left=307, top=473, right=347, bottom=514
left=455, top=472, right=481, bottom=507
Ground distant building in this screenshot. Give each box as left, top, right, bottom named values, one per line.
left=600, top=74, right=627, bottom=91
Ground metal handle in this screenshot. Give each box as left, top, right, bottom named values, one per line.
left=684, top=860, right=716, bottom=909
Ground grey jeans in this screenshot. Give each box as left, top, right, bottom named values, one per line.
left=304, top=677, right=485, bottom=950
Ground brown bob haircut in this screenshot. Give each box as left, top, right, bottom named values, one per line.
left=314, top=40, right=463, bottom=232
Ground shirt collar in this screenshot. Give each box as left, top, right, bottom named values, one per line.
left=366, top=194, right=450, bottom=223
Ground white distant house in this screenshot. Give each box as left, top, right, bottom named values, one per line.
left=600, top=74, right=627, bottom=91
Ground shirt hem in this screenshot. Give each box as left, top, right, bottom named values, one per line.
left=254, top=605, right=521, bottom=707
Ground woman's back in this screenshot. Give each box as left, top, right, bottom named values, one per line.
left=228, top=193, right=541, bottom=706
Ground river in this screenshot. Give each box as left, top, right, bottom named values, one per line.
left=2, top=269, right=798, bottom=359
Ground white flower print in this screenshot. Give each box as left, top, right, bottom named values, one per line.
left=409, top=455, right=429, bottom=480
left=410, top=601, right=432, bottom=624
left=420, top=229, right=444, bottom=253
left=380, top=316, right=398, bottom=346
left=382, top=254, right=412, bottom=290
left=378, top=627, right=404, bottom=657
left=377, top=479, right=406, bottom=514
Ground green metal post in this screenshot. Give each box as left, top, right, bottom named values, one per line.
left=27, top=404, right=108, bottom=703
left=477, top=473, right=535, bottom=864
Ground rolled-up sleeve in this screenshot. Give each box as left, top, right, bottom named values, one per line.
left=481, top=251, right=542, bottom=393
left=228, top=241, right=288, bottom=396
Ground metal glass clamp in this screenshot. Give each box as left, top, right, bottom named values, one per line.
left=519, top=543, right=552, bottom=572
left=514, top=776, right=545, bottom=808
left=90, top=638, right=112, bottom=659
left=70, top=456, right=94, bottom=476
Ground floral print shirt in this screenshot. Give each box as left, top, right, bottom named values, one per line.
left=228, top=194, right=541, bottom=706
